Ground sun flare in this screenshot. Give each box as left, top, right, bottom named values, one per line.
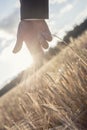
left=0, top=42, right=33, bottom=87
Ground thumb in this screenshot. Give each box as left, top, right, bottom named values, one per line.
left=13, top=39, right=23, bottom=53
left=13, top=22, right=24, bottom=53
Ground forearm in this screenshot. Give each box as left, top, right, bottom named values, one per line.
left=20, top=0, right=49, bottom=20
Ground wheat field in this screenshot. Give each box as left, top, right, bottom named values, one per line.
left=0, top=32, right=87, bottom=130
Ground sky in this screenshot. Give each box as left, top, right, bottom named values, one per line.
left=0, top=0, right=87, bottom=88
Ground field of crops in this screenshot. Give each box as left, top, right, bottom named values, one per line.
left=0, top=32, right=87, bottom=130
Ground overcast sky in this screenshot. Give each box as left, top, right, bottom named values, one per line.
left=0, top=0, right=87, bottom=88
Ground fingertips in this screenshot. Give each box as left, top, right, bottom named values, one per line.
left=41, top=40, right=49, bottom=49
left=39, top=36, right=49, bottom=49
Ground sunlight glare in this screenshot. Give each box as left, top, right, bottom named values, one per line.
left=0, top=42, right=33, bottom=83
left=12, top=43, right=34, bottom=71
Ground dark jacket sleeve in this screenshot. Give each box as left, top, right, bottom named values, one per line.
left=20, top=0, right=49, bottom=20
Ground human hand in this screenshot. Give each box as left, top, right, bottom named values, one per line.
left=13, top=20, right=52, bottom=55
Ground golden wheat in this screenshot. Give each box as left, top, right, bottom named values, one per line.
left=0, top=32, right=87, bottom=130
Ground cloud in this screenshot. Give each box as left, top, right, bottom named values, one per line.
left=0, top=39, right=8, bottom=53
left=74, top=7, right=87, bottom=24
left=0, top=38, right=14, bottom=54
left=0, top=8, right=19, bottom=35
left=60, top=4, right=73, bottom=14
left=0, top=8, right=19, bottom=53
left=0, top=42, right=33, bottom=88
left=15, top=1, right=20, bottom=8
left=50, top=0, right=67, bottom=4
left=0, top=27, right=15, bottom=53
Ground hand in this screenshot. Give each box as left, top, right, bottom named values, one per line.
left=13, top=20, right=52, bottom=56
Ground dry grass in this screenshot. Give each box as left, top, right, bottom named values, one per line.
left=0, top=32, right=87, bottom=130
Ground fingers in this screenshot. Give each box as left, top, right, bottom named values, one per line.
left=41, top=40, right=49, bottom=49
left=39, top=36, right=49, bottom=49
left=33, top=20, right=52, bottom=42
left=13, top=19, right=52, bottom=55
left=41, top=20, right=52, bottom=41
